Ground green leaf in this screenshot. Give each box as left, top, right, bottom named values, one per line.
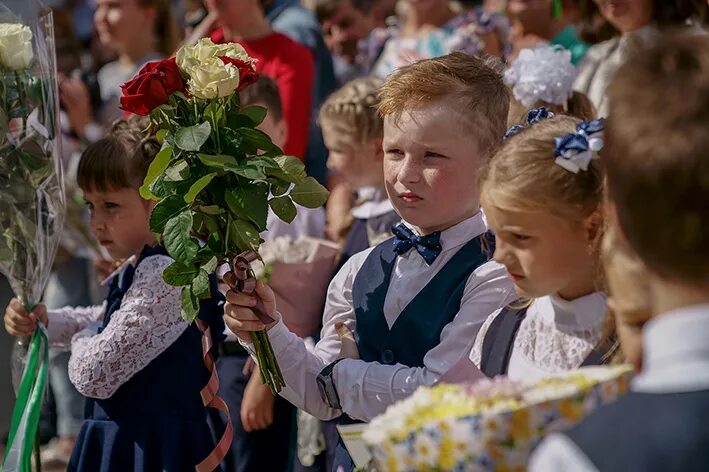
left=202, top=214, right=222, bottom=235
left=198, top=153, right=239, bottom=168
left=220, top=127, right=244, bottom=156
left=156, top=129, right=168, bottom=142
left=270, top=179, right=291, bottom=197
left=181, top=286, right=200, bottom=322
left=290, top=177, right=329, bottom=208
left=238, top=127, right=279, bottom=153
left=207, top=233, right=223, bottom=253
left=174, top=122, right=211, bottom=152
left=199, top=205, right=225, bottom=215
left=225, top=185, right=269, bottom=231
left=239, top=106, right=268, bottom=126
left=204, top=101, right=225, bottom=128
left=140, top=146, right=173, bottom=199
left=192, top=269, right=211, bottom=298
left=164, top=160, right=190, bottom=181
left=162, top=261, right=198, bottom=286
left=268, top=156, right=308, bottom=184
left=230, top=218, right=261, bottom=252
left=201, top=256, right=218, bottom=274
left=150, top=195, right=187, bottom=233
left=269, top=196, right=297, bottom=224
left=164, top=211, right=199, bottom=266
left=225, top=163, right=266, bottom=180
left=184, top=173, right=217, bottom=203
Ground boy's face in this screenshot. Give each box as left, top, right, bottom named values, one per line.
left=593, top=0, right=652, bottom=33
left=321, top=0, right=373, bottom=62
left=382, top=102, right=482, bottom=235
left=486, top=206, right=597, bottom=300
left=254, top=104, right=287, bottom=150
left=323, top=126, right=383, bottom=189
left=85, top=187, right=156, bottom=260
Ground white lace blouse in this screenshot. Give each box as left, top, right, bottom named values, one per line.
left=46, top=255, right=188, bottom=399
left=469, top=293, right=607, bottom=383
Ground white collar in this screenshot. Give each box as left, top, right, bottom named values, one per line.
left=530, top=293, right=607, bottom=330
left=402, top=211, right=487, bottom=253
left=633, top=304, right=709, bottom=393
left=351, top=187, right=395, bottom=219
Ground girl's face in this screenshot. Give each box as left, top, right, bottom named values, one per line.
left=85, top=187, right=157, bottom=260
left=486, top=206, right=599, bottom=300
left=94, top=0, right=157, bottom=52
left=594, top=0, right=653, bottom=33
left=324, top=129, right=383, bottom=190
left=206, top=0, right=261, bottom=30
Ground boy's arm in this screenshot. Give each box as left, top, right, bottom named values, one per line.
left=46, top=303, right=106, bottom=350
left=332, top=262, right=514, bottom=421
left=238, top=253, right=365, bottom=420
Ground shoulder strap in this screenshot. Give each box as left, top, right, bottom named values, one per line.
left=480, top=304, right=528, bottom=377
left=581, top=335, right=617, bottom=367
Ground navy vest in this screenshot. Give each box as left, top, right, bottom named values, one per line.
left=352, top=232, right=492, bottom=368
left=565, top=390, right=709, bottom=471
left=69, top=245, right=225, bottom=472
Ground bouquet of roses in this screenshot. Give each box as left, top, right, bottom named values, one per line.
left=361, top=365, right=633, bottom=471
left=0, top=3, right=66, bottom=471
left=119, top=38, right=328, bottom=394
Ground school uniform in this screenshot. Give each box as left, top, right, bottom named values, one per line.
left=529, top=305, right=709, bottom=472
left=45, top=245, right=225, bottom=472
left=469, top=293, right=609, bottom=382
left=238, top=212, right=514, bottom=471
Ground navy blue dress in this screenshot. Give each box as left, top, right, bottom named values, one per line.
left=68, top=246, right=226, bottom=472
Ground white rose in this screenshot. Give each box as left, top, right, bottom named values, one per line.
left=187, top=56, right=240, bottom=99
left=0, top=23, right=33, bottom=70
left=176, top=37, right=219, bottom=76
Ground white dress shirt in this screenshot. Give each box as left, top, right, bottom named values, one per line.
left=529, top=304, right=709, bottom=472
left=241, top=212, right=514, bottom=421
left=470, top=293, right=607, bottom=383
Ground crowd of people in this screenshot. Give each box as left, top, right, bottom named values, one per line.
left=2, top=0, right=709, bottom=471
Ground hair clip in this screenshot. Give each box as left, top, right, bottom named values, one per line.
left=554, top=119, right=605, bottom=173
left=503, top=107, right=555, bottom=140
left=503, top=45, right=577, bottom=107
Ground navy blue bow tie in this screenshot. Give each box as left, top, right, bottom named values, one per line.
left=392, top=223, right=442, bottom=265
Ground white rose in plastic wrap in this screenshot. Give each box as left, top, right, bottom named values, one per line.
left=0, top=23, right=34, bottom=70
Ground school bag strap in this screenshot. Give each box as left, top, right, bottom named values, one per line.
left=480, top=304, right=529, bottom=377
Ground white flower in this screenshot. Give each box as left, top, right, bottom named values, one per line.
left=0, top=23, right=34, bottom=70
left=504, top=45, right=577, bottom=107
left=176, top=38, right=255, bottom=99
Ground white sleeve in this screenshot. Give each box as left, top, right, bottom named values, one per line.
left=239, top=250, right=366, bottom=420
left=468, top=307, right=504, bottom=368
left=46, top=303, right=105, bottom=350
left=528, top=433, right=600, bottom=472
left=67, top=255, right=188, bottom=399
left=333, top=262, right=515, bottom=421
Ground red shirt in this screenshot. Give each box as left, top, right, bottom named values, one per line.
left=211, top=28, right=314, bottom=160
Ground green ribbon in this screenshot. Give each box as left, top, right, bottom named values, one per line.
left=1, top=327, right=49, bottom=472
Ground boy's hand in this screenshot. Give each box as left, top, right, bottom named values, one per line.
left=336, top=322, right=359, bottom=360
left=4, top=298, right=47, bottom=337
left=224, top=281, right=278, bottom=342
left=240, top=372, right=275, bottom=432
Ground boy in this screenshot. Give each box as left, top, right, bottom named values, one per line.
left=530, top=32, right=709, bottom=471
left=225, top=52, right=514, bottom=470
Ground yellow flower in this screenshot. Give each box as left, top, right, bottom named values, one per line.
left=0, top=23, right=33, bottom=70
left=438, top=433, right=456, bottom=470
left=509, top=409, right=531, bottom=440
left=386, top=455, right=400, bottom=472
left=558, top=399, right=584, bottom=421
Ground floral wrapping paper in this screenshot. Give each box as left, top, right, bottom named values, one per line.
left=365, top=366, right=633, bottom=472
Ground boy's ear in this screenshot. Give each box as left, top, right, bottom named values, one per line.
left=373, top=137, right=384, bottom=162
left=276, top=119, right=288, bottom=151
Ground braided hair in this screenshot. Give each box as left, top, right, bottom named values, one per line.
left=318, top=77, right=384, bottom=145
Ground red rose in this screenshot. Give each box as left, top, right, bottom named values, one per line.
left=219, top=56, right=259, bottom=92
left=120, top=58, right=186, bottom=116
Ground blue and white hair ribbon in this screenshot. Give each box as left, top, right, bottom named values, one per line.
left=503, top=107, right=555, bottom=140
left=553, top=118, right=605, bottom=173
